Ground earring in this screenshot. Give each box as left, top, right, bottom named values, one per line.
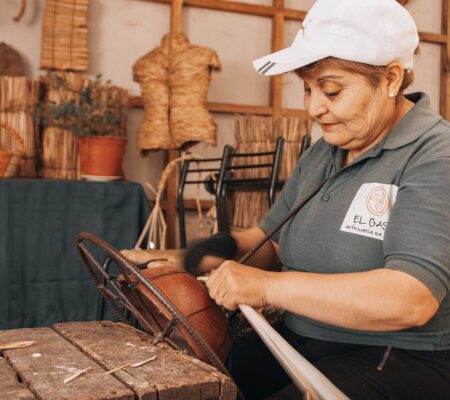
left=389, top=88, right=395, bottom=98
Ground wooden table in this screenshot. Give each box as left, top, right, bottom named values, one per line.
left=0, top=321, right=236, bottom=399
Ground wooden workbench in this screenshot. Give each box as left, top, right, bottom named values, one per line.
left=0, top=320, right=236, bottom=399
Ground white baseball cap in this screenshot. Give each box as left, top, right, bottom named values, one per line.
left=253, top=0, right=419, bottom=76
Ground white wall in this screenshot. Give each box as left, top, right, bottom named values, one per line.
left=1, top=0, right=443, bottom=190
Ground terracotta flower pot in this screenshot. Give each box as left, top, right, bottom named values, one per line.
left=78, top=136, right=127, bottom=180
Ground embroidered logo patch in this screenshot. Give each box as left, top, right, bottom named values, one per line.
left=340, top=183, right=398, bottom=241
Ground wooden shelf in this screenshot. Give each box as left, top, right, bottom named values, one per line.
left=130, top=96, right=310, bottom=118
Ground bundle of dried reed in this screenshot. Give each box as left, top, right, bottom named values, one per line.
left=231, top=191, right=270, bottom=231
left=133, top=32, right=220, bottom=152
left=0, top=77, right=40, bottom=177
left=0, top=76, right=39, bottom=112
left=0, top=112, right=37, bottom=177
left=39, top=72, right=84, bottom=179
left=40, top=127, right=79, bottom=179
left=231, top=115, right=311, bottom=229
left=40, top=0, right=89, bottom=71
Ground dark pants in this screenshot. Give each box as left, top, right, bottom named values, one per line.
left=228, top=324, right=450, bottom=400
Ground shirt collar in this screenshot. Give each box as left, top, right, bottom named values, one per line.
left=382, top=92, right=442, bottom=150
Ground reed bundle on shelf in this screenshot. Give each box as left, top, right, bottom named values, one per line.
left=40, top=127, right=80, bottom=179
left=39, top=71, right=84, bottom=179
left=0, top=76, right=39, bottom=112
left=0, top=77, right=40, bottom=177
left=40, top=0, right=89, bottom=71
left=231, top=115, right=312, bottom=229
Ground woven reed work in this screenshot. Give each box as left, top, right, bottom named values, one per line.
left=0, top=123, right=25, bottom=178
left=133, top=32, right=221, bottom=151
left=0, top=77, right=39, bottom=177
left=231, top=116, right=312, bottom=229
left=40, top=0, right=89, bottom=71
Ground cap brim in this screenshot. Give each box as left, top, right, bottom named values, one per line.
left=253, top=46, right=327, bottom=76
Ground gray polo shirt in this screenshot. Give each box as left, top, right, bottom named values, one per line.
left=260, top=92, right=450, bottom=350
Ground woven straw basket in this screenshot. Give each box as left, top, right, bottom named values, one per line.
left=0, top=123, right=25, bottom=178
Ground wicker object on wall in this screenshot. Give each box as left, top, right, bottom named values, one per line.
left=0, top=77, right=40, bottom=177
left=133, top=32, right=221, bottom=151
left=40, top=0, right=89, bottom=71
left=231, top=116, right=312, bottom=229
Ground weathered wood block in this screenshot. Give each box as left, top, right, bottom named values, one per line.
left=0, top=357, right=35, bottom=399
left=0, top=321, right=236, bottom=400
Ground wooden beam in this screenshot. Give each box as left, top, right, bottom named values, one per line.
left=165, top=0, right=185, bottom=249
left=440, top=0, right=450, bottom=119
left=419, top=31, right=447, bottom=44
left=141, top=0, right=445, bottom=45
left=270, top=0, right=284, bottom=117
left=170, top=0, right=184, bottom=32
left=130, top=96, right=310, bottom=119
left=139, top=0, right=306, bottom=20
left=206, top=101, right=273, bottom=115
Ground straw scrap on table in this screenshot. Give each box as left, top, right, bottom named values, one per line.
left=130, top=355, right=157, bottom=368
left=63, top=366, right=92, bottom=384
left=0, top=341, right=35, bottom=350
left=103, top=363, right=130, bottom=375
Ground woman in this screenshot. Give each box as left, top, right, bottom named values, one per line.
left=185, top=0, right=450, bottom=398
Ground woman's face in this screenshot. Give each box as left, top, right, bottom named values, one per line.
left=303, top=61, right=395, bottom=156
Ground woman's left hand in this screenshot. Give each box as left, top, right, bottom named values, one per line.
left=206, top=260, right=275, bottom=310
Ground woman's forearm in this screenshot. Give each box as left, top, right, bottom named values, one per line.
left=232, top=227, right=281, bottom=270
left=266, top=268, right=439, bottom=331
